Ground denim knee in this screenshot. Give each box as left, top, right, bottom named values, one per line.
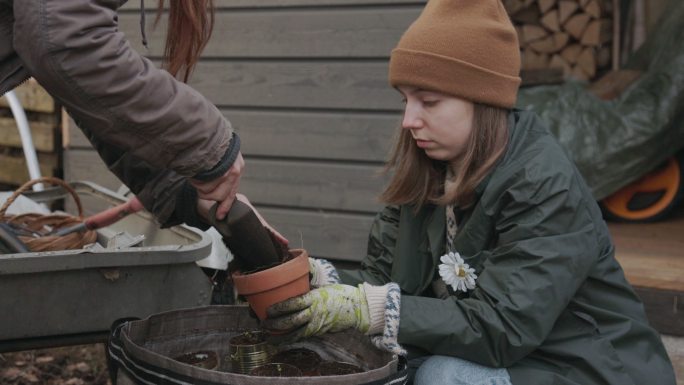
left=413, top=355, right=512, bottom=385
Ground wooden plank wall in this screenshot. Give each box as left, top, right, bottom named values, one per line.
left=64, top=0, right=427, bottom=261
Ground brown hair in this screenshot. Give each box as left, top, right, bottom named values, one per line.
left=380, top=104, right=509, bottom=209
left=156, top=1, right=215, bottom=82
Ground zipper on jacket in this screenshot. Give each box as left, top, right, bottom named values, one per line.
left=0, top=73, right=30, bottom=97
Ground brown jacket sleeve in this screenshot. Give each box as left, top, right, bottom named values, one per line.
left=11, top=0, right=237, bottom=224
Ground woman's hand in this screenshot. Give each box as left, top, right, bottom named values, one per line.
left=262, top=284, right=371, bottom=339
left=191, top=152, right=244, bottom=220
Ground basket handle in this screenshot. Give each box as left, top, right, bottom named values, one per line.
left=0, top=177, right=85, bottom=218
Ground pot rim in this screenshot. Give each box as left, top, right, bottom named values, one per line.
left=231, top=249, right=308, bottom=295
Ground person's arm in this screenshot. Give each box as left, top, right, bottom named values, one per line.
left=12, top=0, right=240, bottom=219
left=72, top=120, right=229, bottom=227
left=398, top=171, right=599, bottom=367
left=337, top=205, right=401, bottom=286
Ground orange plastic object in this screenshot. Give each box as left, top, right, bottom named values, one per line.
left=601, top=157, right=681, bottom=221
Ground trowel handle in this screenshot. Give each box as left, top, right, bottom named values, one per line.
left=84, top=196, right=144, bottom=230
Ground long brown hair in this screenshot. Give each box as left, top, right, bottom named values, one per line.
left=380, top=104, right=509, bottom=209
left=156, top=0, right=215, bottom=82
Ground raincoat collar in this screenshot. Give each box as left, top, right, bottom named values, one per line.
left=473, top=110, right=519, bottom=198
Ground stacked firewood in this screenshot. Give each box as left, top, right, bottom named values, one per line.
left=504, top=0, right=616, bottom=82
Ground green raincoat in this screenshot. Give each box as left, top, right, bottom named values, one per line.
left=339, top=110, right=675, bottom=385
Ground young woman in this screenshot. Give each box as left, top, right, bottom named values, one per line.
left=0, top=0, right=241, bottom=228
left=264, top=1, right=676, bottom=384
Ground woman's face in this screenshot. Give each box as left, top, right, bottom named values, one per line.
left=398, top=86, right=475, bottom=164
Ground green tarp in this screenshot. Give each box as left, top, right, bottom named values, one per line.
left=517, top=0, right=684, bottom=200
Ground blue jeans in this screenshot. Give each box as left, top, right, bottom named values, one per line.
left=410, top=355, right=512, bottom=385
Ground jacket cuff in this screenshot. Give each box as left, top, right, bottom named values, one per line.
left=192, top=133, right=241, bottom=182
left=363, top=283, right=390, bottom=335
left=162, top=181, right=210, bottom=230
left=309, top=257, right=341, bottom=287
left=369, top=283, right=407, bottom=356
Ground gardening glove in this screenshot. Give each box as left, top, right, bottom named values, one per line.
left=308, top=257, right=341, bottom=287
left=263, top=283, right=389, bottom=340
left=168, top=181, right=211, bottom=230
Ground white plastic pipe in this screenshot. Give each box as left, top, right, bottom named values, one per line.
left=4, top=90, right=44, bottom=191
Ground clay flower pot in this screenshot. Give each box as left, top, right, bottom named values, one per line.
left=232, top=248, right=310, bottom=320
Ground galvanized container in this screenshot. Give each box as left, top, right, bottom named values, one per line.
left=0, top=181, right=213, bottom=349
left=227, top=331, right=275, bottom=374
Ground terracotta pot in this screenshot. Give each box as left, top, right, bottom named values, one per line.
left=232, top=249, right=310, bottom=320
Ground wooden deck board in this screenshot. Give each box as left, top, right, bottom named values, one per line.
left=609, top=205, right=684, bottom=336
left=610, top=205, right=684, bottom=292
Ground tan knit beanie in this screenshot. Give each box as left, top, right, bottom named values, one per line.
left=389, top=0, right=521, bottom=108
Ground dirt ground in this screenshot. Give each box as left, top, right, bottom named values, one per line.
left=0, top=345, right=110, bottom=385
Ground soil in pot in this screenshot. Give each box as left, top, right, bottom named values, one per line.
left=173, top=351, right=218, bottom=370
left=270, top=348, right=322, bottom=376
left=249, top=363, right=302, bottom=377
left=229, top=331, right=267, bottom=346
left=318, top=361, right=364, bottom=376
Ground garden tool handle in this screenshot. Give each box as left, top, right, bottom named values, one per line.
left=0, top=223, right=30, bottom=253
left=54, top=196, right=144, bottom=236
left=85, top=196, right=144, bottom=229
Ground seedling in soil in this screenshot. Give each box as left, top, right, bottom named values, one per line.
left=229, top=331, right=266, bottom=345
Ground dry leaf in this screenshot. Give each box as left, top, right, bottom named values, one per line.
left=2, top=367, right=22, bottom=380
left=36, top=356, right=55, bottom=364
left=24, top=372, right=40, bottom=383
left=74, top=362, right=90, bottom=373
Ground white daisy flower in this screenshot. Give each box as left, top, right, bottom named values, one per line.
left=438, top=251, right=477, bottom=293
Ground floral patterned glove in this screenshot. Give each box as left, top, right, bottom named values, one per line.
left=263, top=284, right=371, bottom=339
left=262, top=283, right=396, bottom=340
left=308, top=257, right=341, bottom=287
left=264, top=283, right=407, bottom=356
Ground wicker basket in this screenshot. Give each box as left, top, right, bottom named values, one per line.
left=0, top=177, right=97, bottom=252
